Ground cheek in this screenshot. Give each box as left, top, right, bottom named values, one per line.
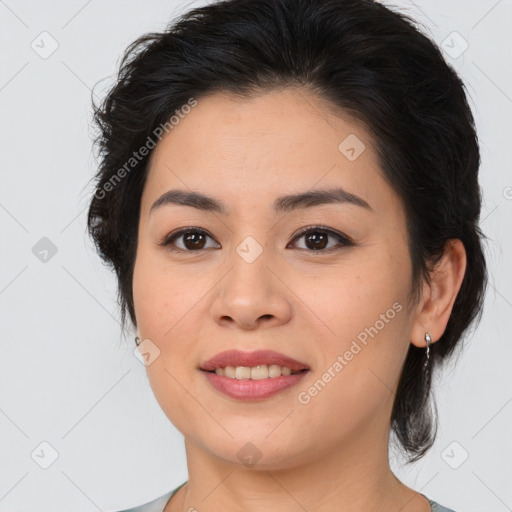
left=305, top=251, right=409, bottom=333
left=132, top=252, right=203, bottom=430
left=132, top=244, right=201, bottom=335
left=132, top=256, right=165, bottom=334
left=290, top=265, right=412, bottom=442
left=297, top=247, right=412, bottom=382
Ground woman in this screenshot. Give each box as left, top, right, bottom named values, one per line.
left=88, top=0, right=487, bottom=510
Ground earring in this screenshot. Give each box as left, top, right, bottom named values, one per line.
left=135, top=336, right=141, bottom=346
left=424, top=333, right=431, bottom=369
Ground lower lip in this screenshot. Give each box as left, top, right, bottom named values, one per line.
left=201, top=370, right=309, bottom=400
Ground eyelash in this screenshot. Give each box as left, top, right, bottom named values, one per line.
left=159, top=225, right=355, bottom=254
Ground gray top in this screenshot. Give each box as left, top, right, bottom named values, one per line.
left=116, top=483, right=457, bottom=512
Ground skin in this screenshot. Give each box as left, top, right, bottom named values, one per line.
left=132, top=88, right=466, bottom=512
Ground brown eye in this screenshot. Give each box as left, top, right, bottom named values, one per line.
left=161, top=228, right=220, bottom=251
left=303, top=231, right=329, bottom=250
left=181, top=231, right=207, bottom=250
left=160, top=225, right=353, bottom=254
left=287, top=226, right=354, bottom=252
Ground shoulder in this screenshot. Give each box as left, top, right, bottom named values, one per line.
left=115, top=486, right=456, bottom=512
left=429, top=499, right=458, bottom=512
left=419, top=493, right=458, bottom=512
left=113, top=482, right=187, bottom=512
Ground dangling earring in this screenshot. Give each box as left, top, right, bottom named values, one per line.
left=423, top=333, right=431, bottom=369
left=135, top=336, right=141, bottom=346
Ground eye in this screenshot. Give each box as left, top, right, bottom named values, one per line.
left=286, top=225, right=354, bottom=252
left=160, top=227, right=220, bottom=252
left=159, top=225, right=354, bottom=253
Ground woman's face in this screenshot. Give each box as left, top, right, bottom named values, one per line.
left=132, top=88, right=421, bottom=469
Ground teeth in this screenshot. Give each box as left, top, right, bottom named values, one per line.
left=214, top=365, right=297, bottom=379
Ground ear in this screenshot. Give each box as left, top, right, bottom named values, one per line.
left=410, top=239, right=467, bottom=348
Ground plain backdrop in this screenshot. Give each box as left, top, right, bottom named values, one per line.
left=0, top=1, right=511, bottom=511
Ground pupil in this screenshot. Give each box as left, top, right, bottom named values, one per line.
left=184, top=232, right=205, bottom=250
left=306, top=232, right=327, bottom=250
left=181, top=231, right=329, bottom=251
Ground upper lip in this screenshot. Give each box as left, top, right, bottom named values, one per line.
left=200, top=350, right=310, bottom=372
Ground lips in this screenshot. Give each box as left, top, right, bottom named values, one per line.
left=200, top=349, right=310, bottom=372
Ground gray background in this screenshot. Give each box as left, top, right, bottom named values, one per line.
left=0, top=0, right=510, bottom=510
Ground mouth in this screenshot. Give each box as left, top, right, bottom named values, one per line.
left=199, top=349, right=310, bottom=376
left=199, top=349, right=310, bottom=400
left=200, top=367, right=310, bottom=401
left=201, top=366, right=309, bottom=379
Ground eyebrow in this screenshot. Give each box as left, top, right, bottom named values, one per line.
left=149, top=187, right=372, bottom=216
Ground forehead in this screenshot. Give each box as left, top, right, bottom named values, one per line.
left=142, top=88, right=397, bottom=216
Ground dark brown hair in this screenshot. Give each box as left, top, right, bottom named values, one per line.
left=87, top=0, right=487, bottom=462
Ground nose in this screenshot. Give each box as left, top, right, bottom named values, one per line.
left=209, top=243, right=293, bottom=331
